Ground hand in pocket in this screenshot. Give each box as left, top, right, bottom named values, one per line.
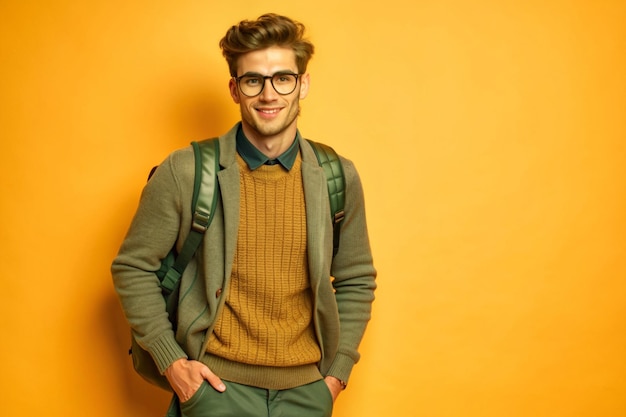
left=165, top=359, right=226, bottom=402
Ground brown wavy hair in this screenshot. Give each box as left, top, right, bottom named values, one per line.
left=219, top=13, right=314, bottom=77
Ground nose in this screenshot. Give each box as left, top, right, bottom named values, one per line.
left=259, top=78, right=279, bottom=100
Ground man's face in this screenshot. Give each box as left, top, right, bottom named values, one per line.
left=229, top=46, right=310, bottom=141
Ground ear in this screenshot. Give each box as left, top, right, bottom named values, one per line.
left=298, top=73, right=310, bottom=100
left=229, top=78, right=240, bottom=104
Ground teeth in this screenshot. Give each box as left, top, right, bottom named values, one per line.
left=259, top=109, right=279, bottom=114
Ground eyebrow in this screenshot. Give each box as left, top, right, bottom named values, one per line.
left=238, top=70, right=298, bottom=77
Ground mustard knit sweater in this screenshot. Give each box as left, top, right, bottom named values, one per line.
left=204, top=154, right=322, bottom=389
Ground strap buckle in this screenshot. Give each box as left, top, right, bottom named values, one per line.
left=191, top=211, right=210, bottom=233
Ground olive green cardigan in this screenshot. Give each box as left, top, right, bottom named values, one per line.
left=111, top=124, right=376, bottom=385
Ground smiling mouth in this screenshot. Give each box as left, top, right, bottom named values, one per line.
left=257, top=108, right=281, bottom=114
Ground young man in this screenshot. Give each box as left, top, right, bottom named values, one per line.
left=112, top=13, right=376, bottom=417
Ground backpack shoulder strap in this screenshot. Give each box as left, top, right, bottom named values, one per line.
left=159, top=138, right=220, bottom=293
left=306, top=139, right=345, bottom=257
left=191, top=138, right=220, bottom=229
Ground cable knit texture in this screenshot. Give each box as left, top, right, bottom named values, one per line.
left=205, top=154, right=322, bottom=388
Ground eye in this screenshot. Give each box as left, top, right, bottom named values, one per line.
left=274, top=74, right=295, bottom=84
left=242, top=76, right=262, bottom=86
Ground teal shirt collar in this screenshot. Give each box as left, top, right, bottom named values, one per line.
left=236, top=124, right=300, bottom=171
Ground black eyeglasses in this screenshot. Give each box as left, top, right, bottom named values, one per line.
left=234, top=72, right=302, bottom=97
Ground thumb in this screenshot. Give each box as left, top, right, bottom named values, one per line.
left=200, top=365, right=226, bottom=392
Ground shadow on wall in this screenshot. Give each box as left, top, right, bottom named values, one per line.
left=101, top=292, right=172, bottom=415
left=157, top=74, right=239, bottom=145
left=97, top=87, right=236, bottom=416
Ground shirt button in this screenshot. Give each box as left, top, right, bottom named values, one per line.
left=215, top=288, right=223, bottom=298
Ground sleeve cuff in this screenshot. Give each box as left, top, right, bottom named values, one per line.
left=325, top=351, right=357, bottom=385
left=148, top=333, right=188, bottom=374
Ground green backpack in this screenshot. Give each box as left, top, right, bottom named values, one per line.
left=130, top=138, right=346, bottom=391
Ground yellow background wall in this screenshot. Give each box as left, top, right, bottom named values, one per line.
left=1, top=1, right=625, bottom=416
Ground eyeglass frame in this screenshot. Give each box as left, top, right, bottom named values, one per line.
left=233, top=71, right=303, bottom=97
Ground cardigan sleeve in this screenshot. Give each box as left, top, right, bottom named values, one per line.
left=326, top=157, right=377, bottom=383
left=111, top=148, right=194, bottom=373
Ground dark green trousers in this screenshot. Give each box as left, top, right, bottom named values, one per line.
left=167, top=379, right=333, bottom=417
